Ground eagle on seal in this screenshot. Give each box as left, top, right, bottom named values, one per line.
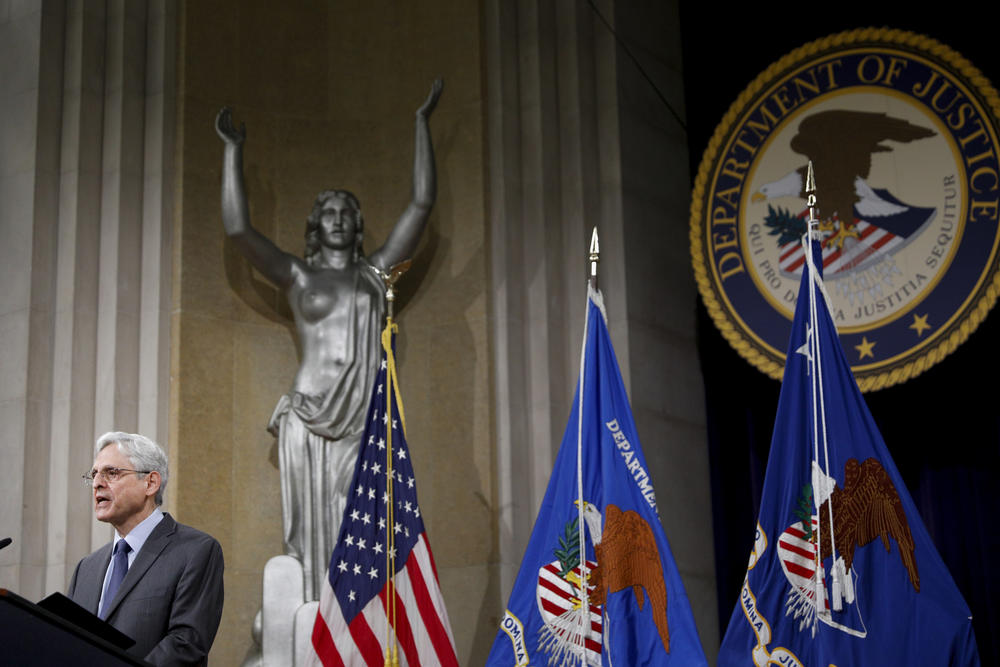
left=579, top=501, right=670, bottom=653
left=817, top=457, right=920, bottom=592
left=754, top=109, right=936, bottom=248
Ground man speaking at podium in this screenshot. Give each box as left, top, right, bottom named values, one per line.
left=68, top=432, right=225, bottom=665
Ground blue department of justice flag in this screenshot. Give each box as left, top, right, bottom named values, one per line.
left=487, top=286, right=707, bottom=667
left=718, top=237, right=979, bottom=666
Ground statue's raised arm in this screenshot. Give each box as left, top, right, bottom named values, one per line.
left=215, top=107, right=299, bottom=288
left=369, top=78, right=443, bottom=272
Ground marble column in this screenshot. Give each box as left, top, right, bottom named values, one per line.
left=0, top=0, right=175, bottom=601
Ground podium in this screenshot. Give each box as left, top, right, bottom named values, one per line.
left=0, top=588, right=149, bottom=666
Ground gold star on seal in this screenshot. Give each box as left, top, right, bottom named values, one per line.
left=855, top=336, right=876, bottom=360
left=909, top=313, right=931, bottom=337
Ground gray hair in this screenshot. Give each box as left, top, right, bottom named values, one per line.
left=95, top=431, right=169, bottom=506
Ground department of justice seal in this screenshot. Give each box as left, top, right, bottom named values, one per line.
left=690, top=28, right=1000, bottom=390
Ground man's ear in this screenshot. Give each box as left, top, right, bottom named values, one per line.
left=145, top=470, right=162, bottom=499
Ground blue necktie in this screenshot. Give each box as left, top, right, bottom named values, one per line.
left=99, top=540, right=131, bottom=619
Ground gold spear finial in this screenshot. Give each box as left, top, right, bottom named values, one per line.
left=589, top=227, right=600, bottom=288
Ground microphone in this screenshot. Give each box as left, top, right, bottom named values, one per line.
left=0, top=537, right=11, bottom=550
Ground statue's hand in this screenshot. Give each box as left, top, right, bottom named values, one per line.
left=416, top=78, right=443, bottom=119
left=215, top=107, right=246, bottom=146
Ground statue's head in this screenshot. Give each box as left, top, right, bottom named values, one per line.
left=305, top=190, right=364, bottom=266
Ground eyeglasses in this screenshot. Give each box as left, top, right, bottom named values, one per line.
left=82, top=466, right=150, bottom=486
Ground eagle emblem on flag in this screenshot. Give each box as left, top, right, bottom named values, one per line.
left=487, top=283, right=707, bottom=667
left=580, top=502, right=670, bottom=653
left=779, top=457, right=920, bottom=637
left=533, top=501, right=673, bottom=666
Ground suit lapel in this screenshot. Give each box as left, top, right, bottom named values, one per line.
left=104, top=513, right=177, bottom=620
left=80, top=544, right=113, bottom=614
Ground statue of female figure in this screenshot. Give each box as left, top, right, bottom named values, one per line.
left=215, top=79, right=442, bottom=601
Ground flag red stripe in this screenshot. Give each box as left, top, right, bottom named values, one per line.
left=347, top=611, right=385, bottom=667
left=538, top=597, right=603, bottom=634
left=405, top=550, right=460, bottom=666
left=536, top=599, right=603, bottom=653
left=536, top=566, right=599, bottom=612
left=379, top=586, right=421, bottom=667
left=424, top=535, right=441, bottom=581
left=785, top=525, right=807, bottom=539
left=538, top=572, right=571, bottom=598
left=537, top=583, right=602, bottom=618
left=778, top=539, right=814, bottom=560
left=783, top=559, right=816, bottom=580
left=311, top=613, right=345, bottom=667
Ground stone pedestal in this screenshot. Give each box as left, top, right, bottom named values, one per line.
left=242, top=555, right=317, bottom=667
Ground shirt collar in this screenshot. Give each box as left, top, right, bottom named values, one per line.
left=115, top=506, right=164, bottom=555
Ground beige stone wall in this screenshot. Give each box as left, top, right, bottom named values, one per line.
left=172, top=1, right=491, bottom=663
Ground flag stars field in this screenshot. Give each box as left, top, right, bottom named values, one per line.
left=309, top=333, right=458, bottom=666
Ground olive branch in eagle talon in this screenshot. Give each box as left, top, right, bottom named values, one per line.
left=553, top=517, right=592, bottom=611
left=554, top=517, right=581, bottom=577
left=793, top=484, right=814, bottom=541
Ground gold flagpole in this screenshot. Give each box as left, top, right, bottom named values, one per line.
left=374, top=261, right=410, bottom=667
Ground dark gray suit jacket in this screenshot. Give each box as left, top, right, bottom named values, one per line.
left=68, top=513, right=225, bottom=666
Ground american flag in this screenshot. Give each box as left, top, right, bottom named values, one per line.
left=309, top=333, right=459, bottom=666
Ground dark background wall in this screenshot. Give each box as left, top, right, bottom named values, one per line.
left=678, top=4, right=1000, bottom=663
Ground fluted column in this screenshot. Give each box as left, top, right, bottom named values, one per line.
left=0, top=0, right=176, bottom=600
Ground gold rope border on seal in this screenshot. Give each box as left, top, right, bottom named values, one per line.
left=689, top=27, right=1000, bottom=392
